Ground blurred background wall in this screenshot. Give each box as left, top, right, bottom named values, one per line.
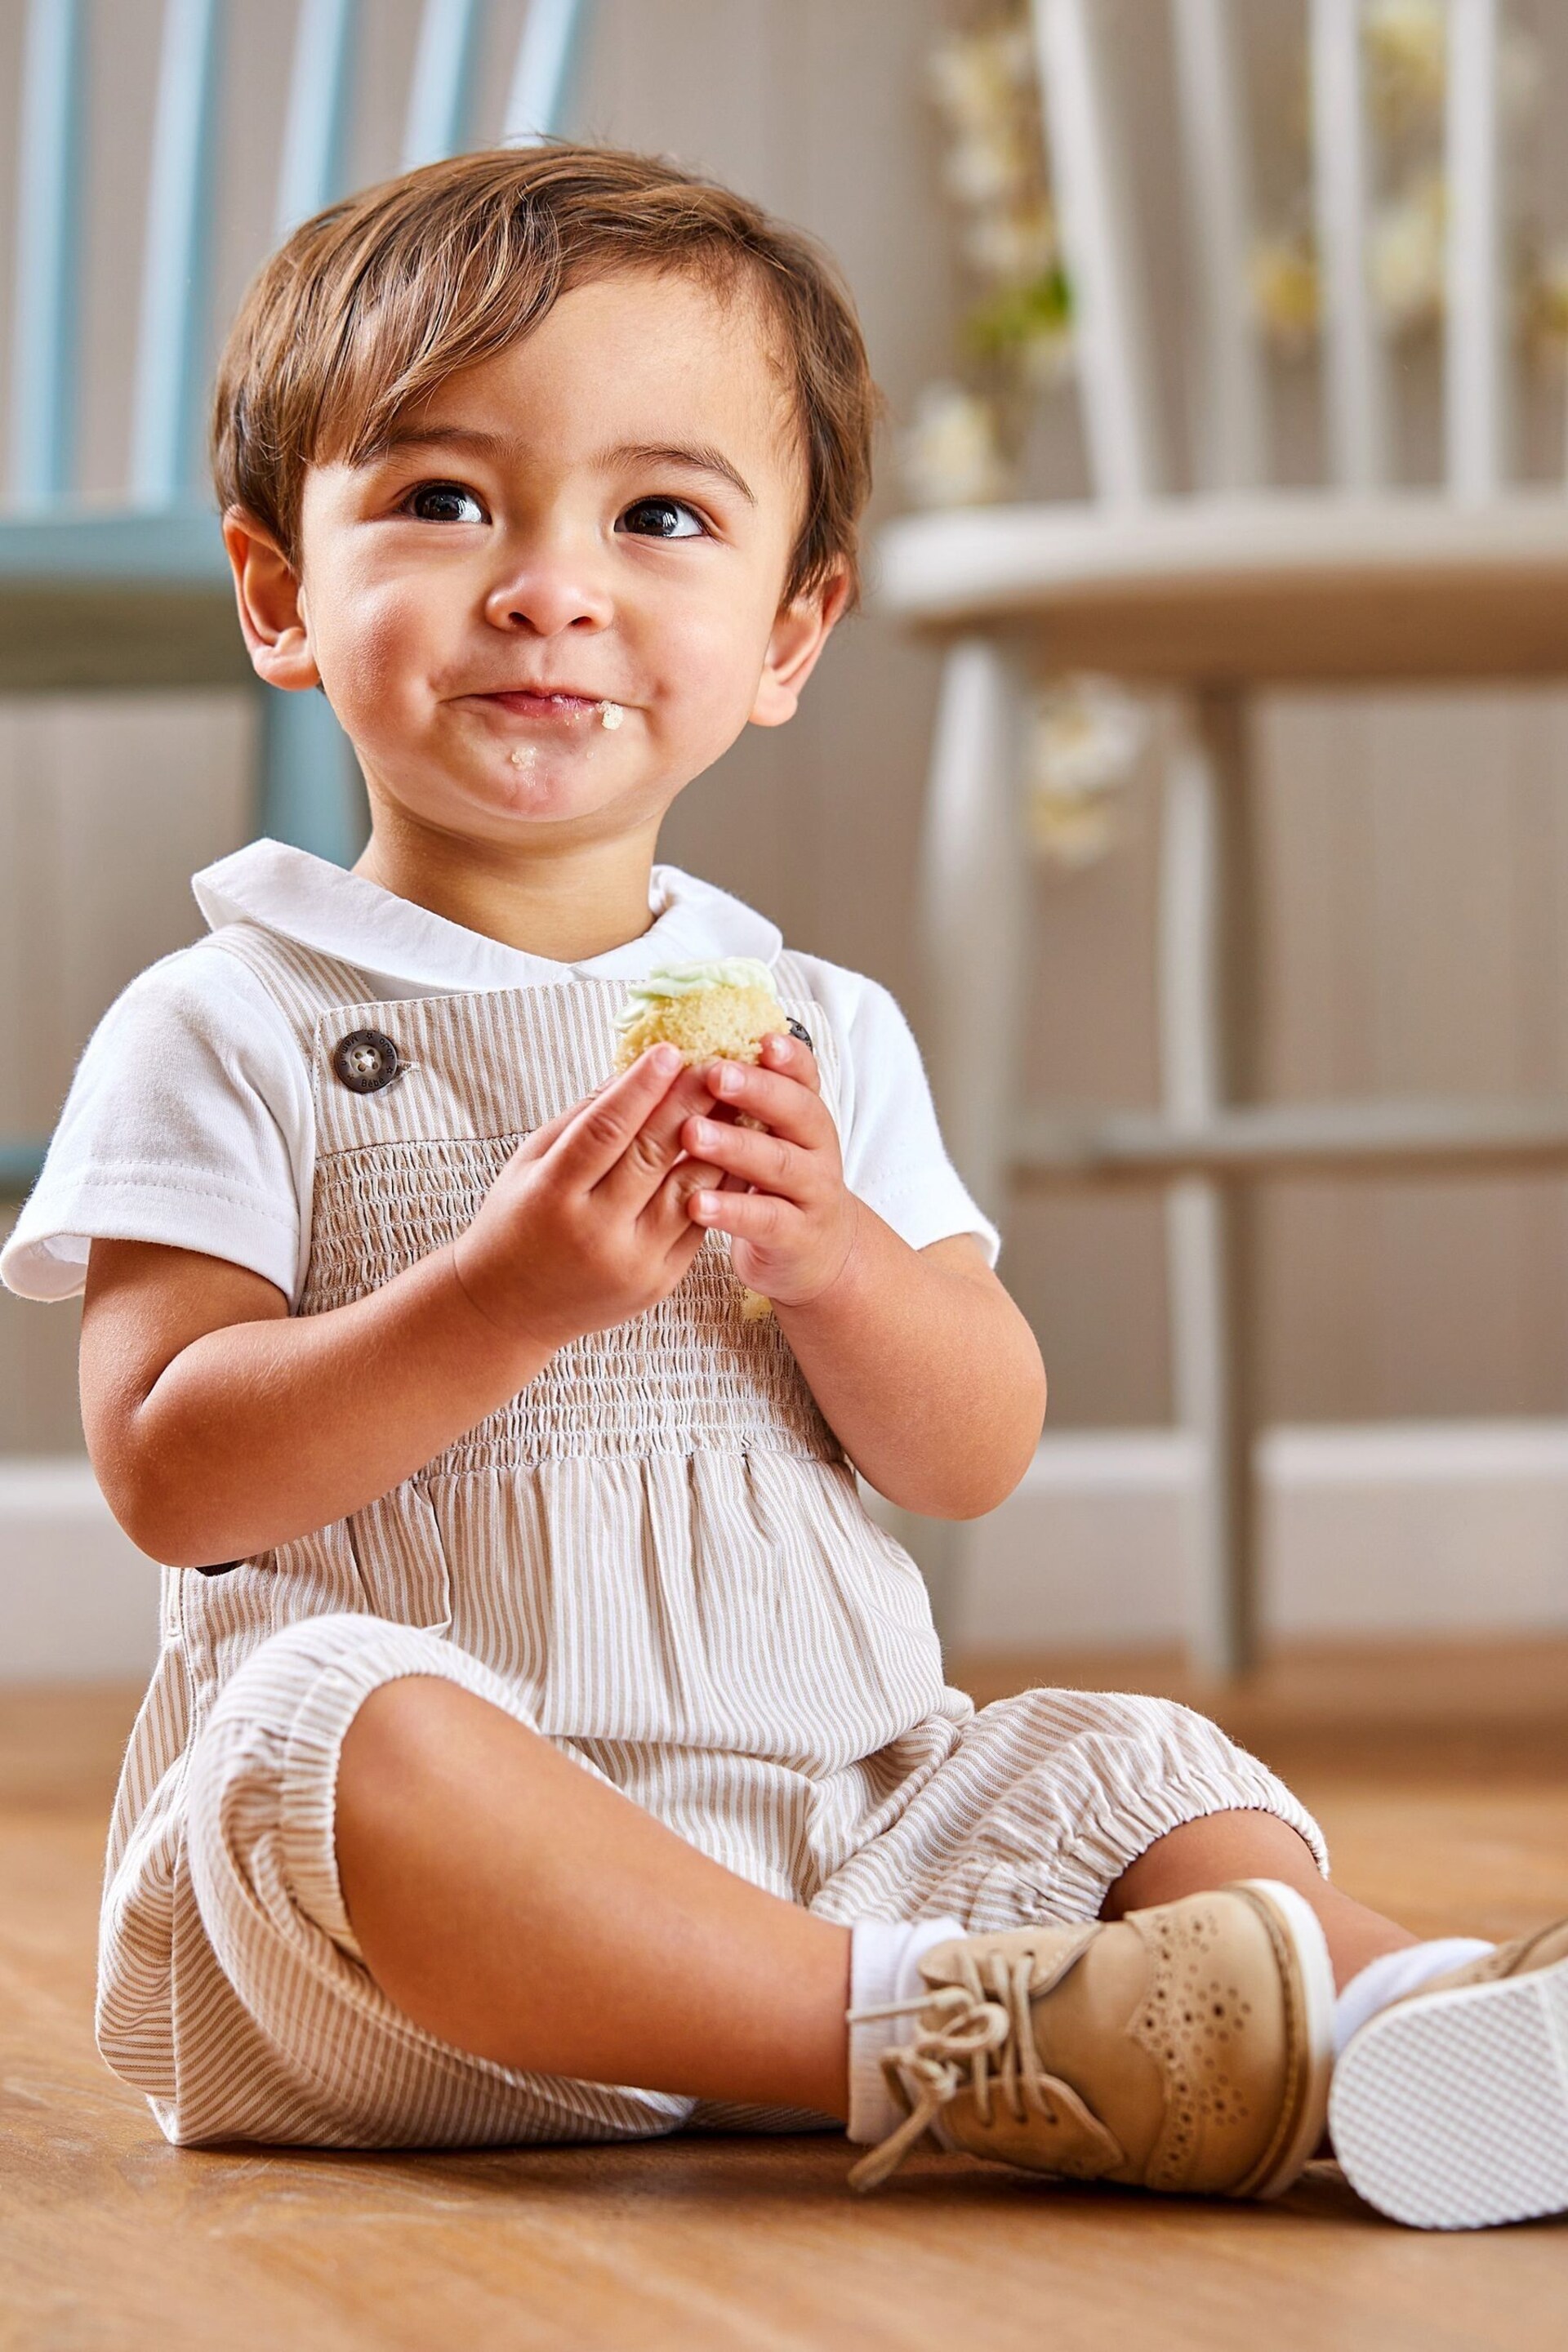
left=7, top=0, right=1568, bottom=1480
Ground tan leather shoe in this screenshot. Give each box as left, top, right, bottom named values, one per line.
left=848, top=1880, right=1334, bottom=2196
left=1330, top=1919, right=1568, bottom=2229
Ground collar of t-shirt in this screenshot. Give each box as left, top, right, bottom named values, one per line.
left=192, top=839, right=784, bottom=997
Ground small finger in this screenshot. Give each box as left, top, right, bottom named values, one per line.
left=654, top=1219, right=706, bottom=1281
left=650, top=1152, right=725, bottom=1217
left=759, top=1030, right=821, bottom=1093
left=514, top=1093, right=595, bottom=1161
left=687, top=1187, right=795, bottom=1243
left=704, top=1056, right=832, bottom=1146
left=595, top=1062, right=723, bottom=1214
left=549, top=1046, right=682, bottom=1186
left=684, top=1115, right=811, bottom=1202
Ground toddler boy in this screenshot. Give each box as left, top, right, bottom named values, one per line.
left=4, top=145, right=1566, bottom=2230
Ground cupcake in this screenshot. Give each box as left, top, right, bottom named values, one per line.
left=613, top=959, right=803, bottom=1322
left=612, top=957, right=786, bottom=1072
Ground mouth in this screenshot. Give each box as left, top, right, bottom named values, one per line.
left=474, top=688, right=620, bottom=722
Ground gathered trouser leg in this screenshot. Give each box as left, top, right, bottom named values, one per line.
left=167, top=1612, right=696, bottom=2149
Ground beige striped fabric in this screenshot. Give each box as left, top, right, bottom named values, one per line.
left=96, top=920, right=1327, bottom=2148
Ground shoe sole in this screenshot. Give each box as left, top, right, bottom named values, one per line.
left=1330, top=1955, right=1568, bottom=2229
left=1232, top=1879, right=1338, bottom=2200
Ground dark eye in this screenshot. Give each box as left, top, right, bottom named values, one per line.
left=619, top=497, right=705, bottom=541
left=407, top=480, right=485, bottom=523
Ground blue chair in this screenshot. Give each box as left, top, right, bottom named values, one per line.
left=0, top=0, right=590, bottom=1200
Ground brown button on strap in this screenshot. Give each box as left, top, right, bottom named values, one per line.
left=332, top=1028, right=403, bottom=1094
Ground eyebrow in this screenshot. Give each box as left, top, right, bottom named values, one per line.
left=376, top=423, right=757, bottom=506
left=609, top=442, right=757, bottom=506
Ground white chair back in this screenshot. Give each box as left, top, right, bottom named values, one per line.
left=1031, top=0, right=1520, bottom=505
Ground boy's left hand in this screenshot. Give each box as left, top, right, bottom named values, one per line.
left=679, top=1031, right=859, bottom=1307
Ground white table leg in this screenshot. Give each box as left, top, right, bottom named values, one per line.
left=911, top=635, right=1027, bottom=1645
left=919, top=636, right=1028, bottom=1218
left=1160, top=689, right=1258, bottom=1676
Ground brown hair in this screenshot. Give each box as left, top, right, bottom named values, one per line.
left=212, top=144, right=877, bottom=607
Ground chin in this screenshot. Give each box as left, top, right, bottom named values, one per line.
left=438, top=753, right=573, bottom=819
left=478, top=773, right=624, bottom=832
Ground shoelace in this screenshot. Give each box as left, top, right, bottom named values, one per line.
left=847, top=1949, right=1065, bottom=2192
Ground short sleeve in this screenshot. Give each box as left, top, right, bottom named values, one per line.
left=803, top=960, right=1000, bottom=1265
left=0, top=944, right=312, bottom=1305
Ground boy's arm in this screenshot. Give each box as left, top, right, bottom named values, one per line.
left=81, top=1049, right=722, bottom=1568
left=773, top=1223, right=1046, bottom=1521
left=683, top=1035, right=1045, bottom=1519
left=80, top=1237, right=542, bottom=1567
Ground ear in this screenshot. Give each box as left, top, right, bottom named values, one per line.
left=749, top=566, right=853, bottom=728
left=222, top=508, right=321, bottom=691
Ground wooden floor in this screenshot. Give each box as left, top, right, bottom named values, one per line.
left=4, top=1644, right=1568, bottom=2351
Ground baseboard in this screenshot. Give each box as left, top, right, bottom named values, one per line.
left=6, top=1427, right=1568, bottom=1683
left=1, top=1459, right=161, bottom=1682
left=951, top=1420, right=1568, bottom=1650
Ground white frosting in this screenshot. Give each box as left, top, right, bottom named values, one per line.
left=613, top=957, right=781, bottom=1030
left=599, top=700, right=625, bottom=729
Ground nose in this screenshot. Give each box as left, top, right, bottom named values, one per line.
left=482, top=532, right=613, bottom=638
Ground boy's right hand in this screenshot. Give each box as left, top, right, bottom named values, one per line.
left=450, top=1046, right=729, bottom=1354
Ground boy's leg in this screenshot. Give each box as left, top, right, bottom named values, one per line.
left=336, top=1676, right=1336, bottom=2204
left=336, top=1676, right=1408, bottom=2091
left=332, top=1668, right=1566, bottom=2227
left=335, top=1673, right=853, bottom=2118
left=1102, top=1806, right=1417, bottom=1986
left=1104, top=1811, right=1499, bottom=2064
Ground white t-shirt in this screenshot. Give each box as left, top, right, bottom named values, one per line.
left=2, top=840, right=998, bottom=1308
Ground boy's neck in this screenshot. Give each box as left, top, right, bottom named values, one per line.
left=353, top=816, right=662, bottom=964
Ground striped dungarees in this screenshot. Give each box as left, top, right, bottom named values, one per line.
left=96, top=920, right=1325, bottom=2147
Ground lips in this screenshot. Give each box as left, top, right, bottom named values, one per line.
left=479, top=688, right=609, bottom=715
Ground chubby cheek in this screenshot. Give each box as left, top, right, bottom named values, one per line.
left=310, top=581, right=443, bottom=753
left=644, top=598, right=774, bottom=768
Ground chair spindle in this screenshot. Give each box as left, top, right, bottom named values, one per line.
left=1445, top=0, right=1508, bottom=499
left=275, top=0, right=359, bottom=237
left=129, top=0, right=224, bottom=510
left=8, top=0, right=84, bottom=507
left=504, top=0, right=588, bottom=147
left=400, top=0, right=486, bottom=172
left=1029, top=0, right=1165, bottom=503
left=1169, top=0, right=1267, bottom=492
left=1309, top=0, right=1388, bottom=489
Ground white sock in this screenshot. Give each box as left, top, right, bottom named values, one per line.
left=1333, top=1938, right=1494, bottom=2058
left=846, top=1917, right=964, bottom=2145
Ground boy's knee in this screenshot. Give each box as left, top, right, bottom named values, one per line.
left=202, top=1613, right=515, bottom=1762
left=336, top=1669, right=515, bottom=1814
left=203, top=1610, right=436, bottom=1734
left=187, top=1617, right=516, bottom=1949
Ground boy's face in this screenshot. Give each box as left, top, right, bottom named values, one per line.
left=230, top=270, right=844, bottom=855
